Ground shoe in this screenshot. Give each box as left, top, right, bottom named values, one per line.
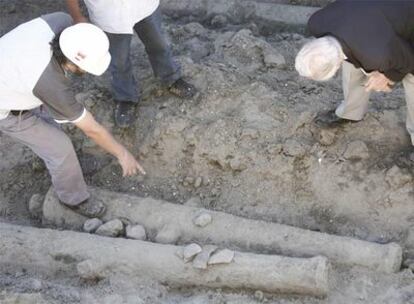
left=114, top=101, right=137, bottom=128
left=168, top=78, right=197, bottom=99
left=313, top=109, right=357, bottom=129
left=62, top=199, right=106, bottom=218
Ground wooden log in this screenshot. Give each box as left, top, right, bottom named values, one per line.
left=0, top=222, right=329, bottom=297
left=42, top=187, right=402, bottom=273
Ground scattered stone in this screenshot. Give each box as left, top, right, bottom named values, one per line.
left=126, top=224, right=147, bottom=241
left=95, top=219, right=124, bottom=237
left=194, top=177, right=203, bottom=188
left=229, top=157, right=247, bottom=171
left=77, top=259, right=105, bottom=280
left=211, top=14, right=228, bottom=28
left=83, top=218, right=103, bottom=233
left=192, top=245, right=218, bottom=270
left=283, top=139, right=306, bottom=157
left=183, top=243, right=203, bottom=263
left=263, top=48, right=286, bottom=69
left=28, top=194, right=44, bottom=219
left=316, top=129, right=337, bottom=146
left=208, top=249, right=235, bottom=265
left=193, top=211, right=213, bottom=227
left=254, top=290, right=265, bottom=301
left=343, top=140, right=369, bottom=160
left=385, top=165, right=412, bottom=189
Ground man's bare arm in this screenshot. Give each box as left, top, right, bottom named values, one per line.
left=74, top=111, right=146, bottom=176
left=65, top=0, right=88, bottom=23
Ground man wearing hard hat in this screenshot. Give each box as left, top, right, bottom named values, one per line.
left=0, top=12, right=145, bottom=218
left=66, top=0, right=197, bottom=128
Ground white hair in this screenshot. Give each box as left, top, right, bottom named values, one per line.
left=295, top=36, right=344, bottom=81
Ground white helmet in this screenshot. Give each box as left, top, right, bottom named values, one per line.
left=59, top=23, right=111, bottom=76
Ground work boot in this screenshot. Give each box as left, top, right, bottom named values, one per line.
left=62, top=199, right=106, bottom=218
left=168, top=78, right=197, bottom=99
left=114, top=101, right=137, bottom=128
left=313, top=109, right=358, bottom=129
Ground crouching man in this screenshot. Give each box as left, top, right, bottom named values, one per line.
left=295, top=1, right=414, bottom=144
left=0, top=12, right=145, bottom=218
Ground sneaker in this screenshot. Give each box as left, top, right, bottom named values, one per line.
left=168, top=78, right=197, bottom=99
left=314, top=109, right=357, bottom=129
left=114, top=101, right=137, bottom=128
left=62, top=199, right=106, bottom=218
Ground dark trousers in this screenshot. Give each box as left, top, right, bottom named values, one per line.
left=106, top=8, right=181, bottom=103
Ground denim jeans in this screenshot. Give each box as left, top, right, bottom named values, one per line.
left=106, top=8, right=181, bottom=103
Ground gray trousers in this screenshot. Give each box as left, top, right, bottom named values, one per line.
left=106, top=8, right=181, bottom=103
left=0, top=111, right=89, bottom=206
left=336, top=61, right=414, bottom=145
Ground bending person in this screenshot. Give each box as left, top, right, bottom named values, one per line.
left=295, top=1, right=414, bottom=144
left=0, top=12, right=145, bottom=218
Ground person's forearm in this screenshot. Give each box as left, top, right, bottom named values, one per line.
left=86, top=123, right=126, bottom=160
left=66, top=0, right=87, bottom=23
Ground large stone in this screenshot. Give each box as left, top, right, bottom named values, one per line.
left=83, top=218, right=103, bottom=233
left=193, top=245, right=218, bottom=269
left=183, top=243, right=203, bottom=262
left=193, top=211, right=213, bottom=227
left=126, top=225, right=147, bottom=241
left=208, top=249, right=235, bottom=265
left=95, top=219, right=124, bottom=237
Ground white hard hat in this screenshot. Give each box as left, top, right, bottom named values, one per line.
left=59, top=23, right=111, bottom=76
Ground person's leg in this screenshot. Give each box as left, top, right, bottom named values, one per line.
left=336, top=61, right=371, bottom=121
left=133, top=8, right=180, bottom=86
left=134, top=8, right=197, bottom=98
left=106, top=32, right=139, bottom=102
left=106, top=33, right=139, bottom=128
left=0, top=112, right=88, bottom=206
left=402, top=73, right=414, bottom=145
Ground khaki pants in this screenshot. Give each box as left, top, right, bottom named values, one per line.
left=0, top=111, right=89, bottom=206
left=336, top=61, right=414, bottom=144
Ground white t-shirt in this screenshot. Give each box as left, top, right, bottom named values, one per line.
left=84, top=0, right=160, bottom=34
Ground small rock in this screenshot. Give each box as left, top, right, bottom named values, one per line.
left=194, top=177, right=203, bottom=188
left=263, top=49, right=286, bottom=69
left=211, top=14, right=228, bottom=28
left=229, top=158, right=247, bottom=171
left=183, top=243, right=202, bottom=263
left=254, top=290, right=264, bottom=301
left=208, top=249, right=235, bottom=265
left=283, top=139, right=306, bottom=157
left=28, top=194, right=44, bottom=219
left=193, top=211, right=213, bottom=227
left=83, top=218, right=103, bottom=233
left=343, top=140, right=369, bottom=160
left=95, top=219, right=124, bottom=237
left=385, top=165, right=412, bottom=189
left=316, top=129, right=337, bottom=146
left=126, top=225, right=146, bottom=241
left=77, top=259, right=105, bottom=280
left=193, top=245, right=217, bottom=269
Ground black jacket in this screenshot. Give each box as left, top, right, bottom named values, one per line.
left=308, top=0, right=414, bottom=82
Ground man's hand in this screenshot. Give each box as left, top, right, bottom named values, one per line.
left=118, top=149, right=146, bottom=177
left=75, top=111, right=146, bottom=177
left=365, top=71, right=394, bottom=93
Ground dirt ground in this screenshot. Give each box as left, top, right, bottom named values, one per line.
left=1, top=1, right=414, bottom=303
